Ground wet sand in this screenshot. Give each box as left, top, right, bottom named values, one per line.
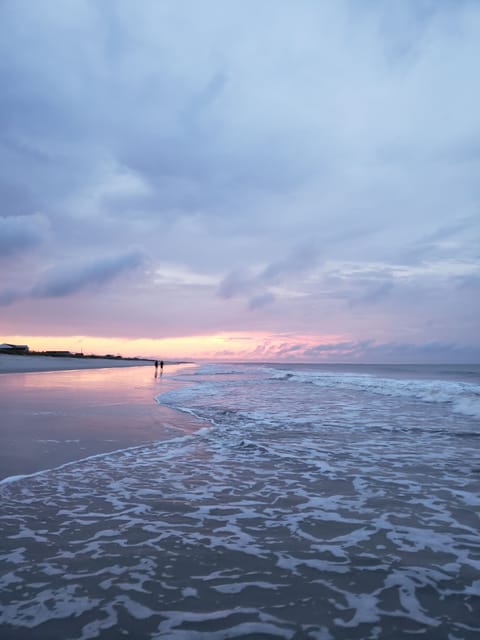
left=0, top=363, right=202, bottom=482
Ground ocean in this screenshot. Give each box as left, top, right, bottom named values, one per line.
left=1, top=362, right=480, bottom=639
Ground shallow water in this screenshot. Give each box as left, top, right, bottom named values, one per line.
left=1, top=363, right=480, bottom=638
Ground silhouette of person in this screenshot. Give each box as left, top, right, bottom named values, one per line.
left=160, top=360, right=164, bottom=372
left=154, top=360, right=159, bottom=377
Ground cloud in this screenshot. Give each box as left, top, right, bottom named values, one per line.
left=32, top=251, right=145, bottom=298
left=0, top=288, right=26, bottom=306
left=257, top=245, right=318, bottom=286
left=0, top=250, right=146, bottom=306
left=348, top=279, right=395, bottom=306
left=218, top=244, right=318, bottom=308
left=400, top=216, right=480, bottom=264
left=0, top=214, right=49, bottom=257
left=357, top=340, right=480, bottom=364
left=217, top=269, right=253, bottom=300
left=0, top=1, right=479, bottom=356
left=249, top=292, right=276, bottom=310
left=0, top=179, right=38, bottom=217
left=266, top=338, right=480, bottom=364
left=293, top=340, right=376, bottom=361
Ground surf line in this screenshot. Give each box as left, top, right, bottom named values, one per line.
left=0, top=431, right=203, bottom=487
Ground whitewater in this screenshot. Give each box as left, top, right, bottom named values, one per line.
left=1, top=362, right=479, bottom=639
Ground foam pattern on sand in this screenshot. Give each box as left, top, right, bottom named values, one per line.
left=1, top=425, right=479, bottom=639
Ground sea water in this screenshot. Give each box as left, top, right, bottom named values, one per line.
left=1, top=363, right=480, bottom=639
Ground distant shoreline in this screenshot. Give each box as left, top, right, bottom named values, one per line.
left=0, top=353, right=156, bottom=374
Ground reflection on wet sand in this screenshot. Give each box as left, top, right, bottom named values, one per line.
left=0, top=364, right=201, bottom=481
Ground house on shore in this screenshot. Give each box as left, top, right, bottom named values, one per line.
left=0, top=343, right=29, bottom=354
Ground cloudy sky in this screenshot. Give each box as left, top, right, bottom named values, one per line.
left=1, top=0, right=479, bottom=362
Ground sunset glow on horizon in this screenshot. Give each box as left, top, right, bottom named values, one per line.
left=1, top=332, right=354, bottom=363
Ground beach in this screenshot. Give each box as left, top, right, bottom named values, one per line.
left=0, top=353, right=155, bottom=375
left=1, top=362, right=479, bottom=638
left=0, top=358, right=202, bottom=481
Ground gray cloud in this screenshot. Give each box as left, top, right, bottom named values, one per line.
left=348, top=279, right=395, bottom=306
left=0, top=250, right=145, bottom=307
left=0, top=214, right=49, bottom=257
left=218, top=245, right=318, bottom=309
left=257, top=245, right=318, bottom=286
left=357, top=340, right=480, bottom=364
left=302, top=340, right=373, bottom=359
left=32, top=251, right=145, bottom=298
left=297, top=339, right=480, bottom=364
left=0, top=288, right=26, bottom=306
left=217, top=269, right=254, bottom=300
left=0, top=179, right=38, bottom=217
left=249, top=292, right=276, bottom=310
left=400, top=216, right=480, bottom=264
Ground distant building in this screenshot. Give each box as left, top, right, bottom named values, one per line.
left=0, top=343, right=29, bottom=354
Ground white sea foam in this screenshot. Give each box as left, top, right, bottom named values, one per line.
left=267, top=367, right=480, bottom=419
left=0, top=431, right=203, bottom=487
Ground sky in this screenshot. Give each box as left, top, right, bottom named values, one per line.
left=1, top=0, right=479, bottom=363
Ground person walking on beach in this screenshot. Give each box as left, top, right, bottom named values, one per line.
left=160, top=360, right=164, bottom=371
left=154, top=360, right=159, bottom=376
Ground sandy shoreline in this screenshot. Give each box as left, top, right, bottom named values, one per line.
left=0, top=362, right=202, bottom=481
left=0, top=353, right=154, bottom=374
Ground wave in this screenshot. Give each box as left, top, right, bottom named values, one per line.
left=172, top=363, right=253, bottom=378
left=267, top=368, right=480, bottom=419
